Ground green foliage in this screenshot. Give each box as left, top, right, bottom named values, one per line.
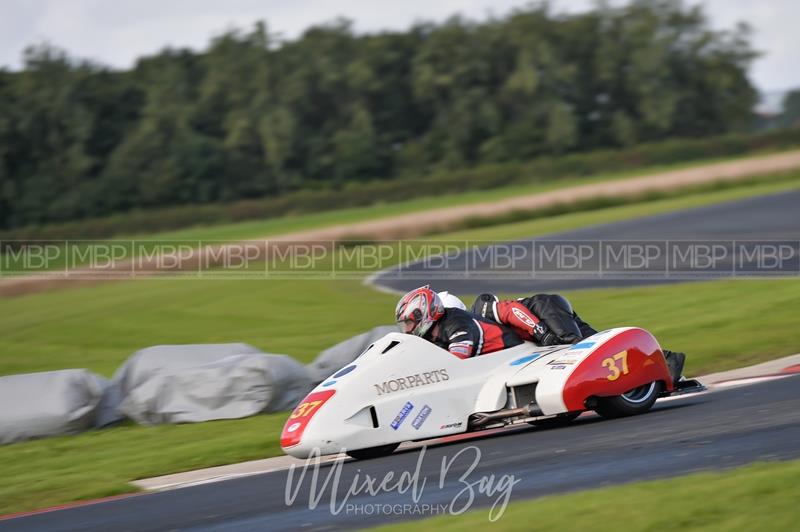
left=0, top=1, right=764, bottom=231
left=2, top=128, right=799, bottom=243
left=778, top=90, right=800, bottom=129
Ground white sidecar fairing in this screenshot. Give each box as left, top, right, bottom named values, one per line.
left=281, top=327, right=672, bottom=457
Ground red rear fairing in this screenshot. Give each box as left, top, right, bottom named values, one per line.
left=562, top=328, right=673, bottom=411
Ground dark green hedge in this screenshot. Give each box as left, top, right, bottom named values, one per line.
left=2, top=128, right=799, bottom=244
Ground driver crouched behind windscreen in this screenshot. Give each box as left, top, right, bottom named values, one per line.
left=395, top=286, right=685, bottom=385
left=395, top=286, right=552, bottom=359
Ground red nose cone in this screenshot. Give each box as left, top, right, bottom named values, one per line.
left=280, top=390, right=336, bottom=449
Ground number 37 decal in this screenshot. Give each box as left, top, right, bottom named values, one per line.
left=289, top=400, right=323, bottom=419
left=281, top=389, right=336, bottom=449
left=602, top=350, right=629, bottom=381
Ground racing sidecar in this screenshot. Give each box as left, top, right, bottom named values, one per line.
left=281, top=327, right=702, bottom=460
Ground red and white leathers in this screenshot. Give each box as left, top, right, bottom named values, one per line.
left=427, top=307, right=524, bottom=359
left=396, top=286, right=530, bottom=359
left=471, top=295, right=556, bottom=345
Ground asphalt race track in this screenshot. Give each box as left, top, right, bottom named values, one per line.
left=5, top=375, right=800, bottom=531
left=5, top=189, right=800, bottom=531
left=371, top=188, right=800, bottom=295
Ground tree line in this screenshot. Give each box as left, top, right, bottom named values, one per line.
left=0, top=1, right=761, bottom=230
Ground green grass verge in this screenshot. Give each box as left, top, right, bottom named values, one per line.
left=1, top=177, right=799, bottom=514
left=3, top=276, right=799, bottom=379
left=432, top=171, right=800, bottom=243
left=2, top=175, right=799, bottom=376
left=559, top=278, right=800, bottom=375
left=0, top=279, right=396, bottom=377
left=4, top=152, right=799, bottom=275
left=0, top=415, right=286, bottom=515
left=1, top=277, right=798, bottom=514
left=130, top=153, right=792, bottom=241
left=136, top=171, right=800, bottom=277
left=373, top=459, right=800, bottom=531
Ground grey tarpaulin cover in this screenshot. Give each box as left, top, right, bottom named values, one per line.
left=0, top=369, right=106, bottom=444
left=113, top=343, right=312, bottom=425
left=308, top=325, right=397, bottom=383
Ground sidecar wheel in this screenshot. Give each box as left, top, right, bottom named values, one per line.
left=346, top=443, right=400, bottom=460
left=594, top=381, right=662, bottom=418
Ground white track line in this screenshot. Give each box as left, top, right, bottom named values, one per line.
left=134, top=371, right=796, bottom=491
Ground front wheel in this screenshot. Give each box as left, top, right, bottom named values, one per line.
left=346, top=443, right=400, bottom=460
left=594, top=381, right=662, bottom=418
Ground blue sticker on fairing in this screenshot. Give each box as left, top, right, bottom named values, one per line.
left=510, top=353, right=544, bottom=366
left=322, top=380, right=337, bottom=387
left=411, top=405, right=432, bottom=429
left=391, top=402, right=414, bottom=430
left=572, top=342, right=595, bottom=349
left=333, top=365, right=357, bottom=378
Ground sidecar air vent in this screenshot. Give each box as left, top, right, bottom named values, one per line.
left=381, top=340, right=401, bottom=354
left=511, top=383, right=537, bottom=409
left=356, top=343, right=375, bottom=359
left=369, top=406, right=379, bottom=428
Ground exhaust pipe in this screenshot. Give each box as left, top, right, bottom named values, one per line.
left=469, top=403, right=543, bottom=428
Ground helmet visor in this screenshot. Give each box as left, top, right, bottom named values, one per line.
left=398, top=318, right=417, bottom=334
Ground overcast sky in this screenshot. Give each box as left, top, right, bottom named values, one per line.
left=1, top=0, right=797, bottom=92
